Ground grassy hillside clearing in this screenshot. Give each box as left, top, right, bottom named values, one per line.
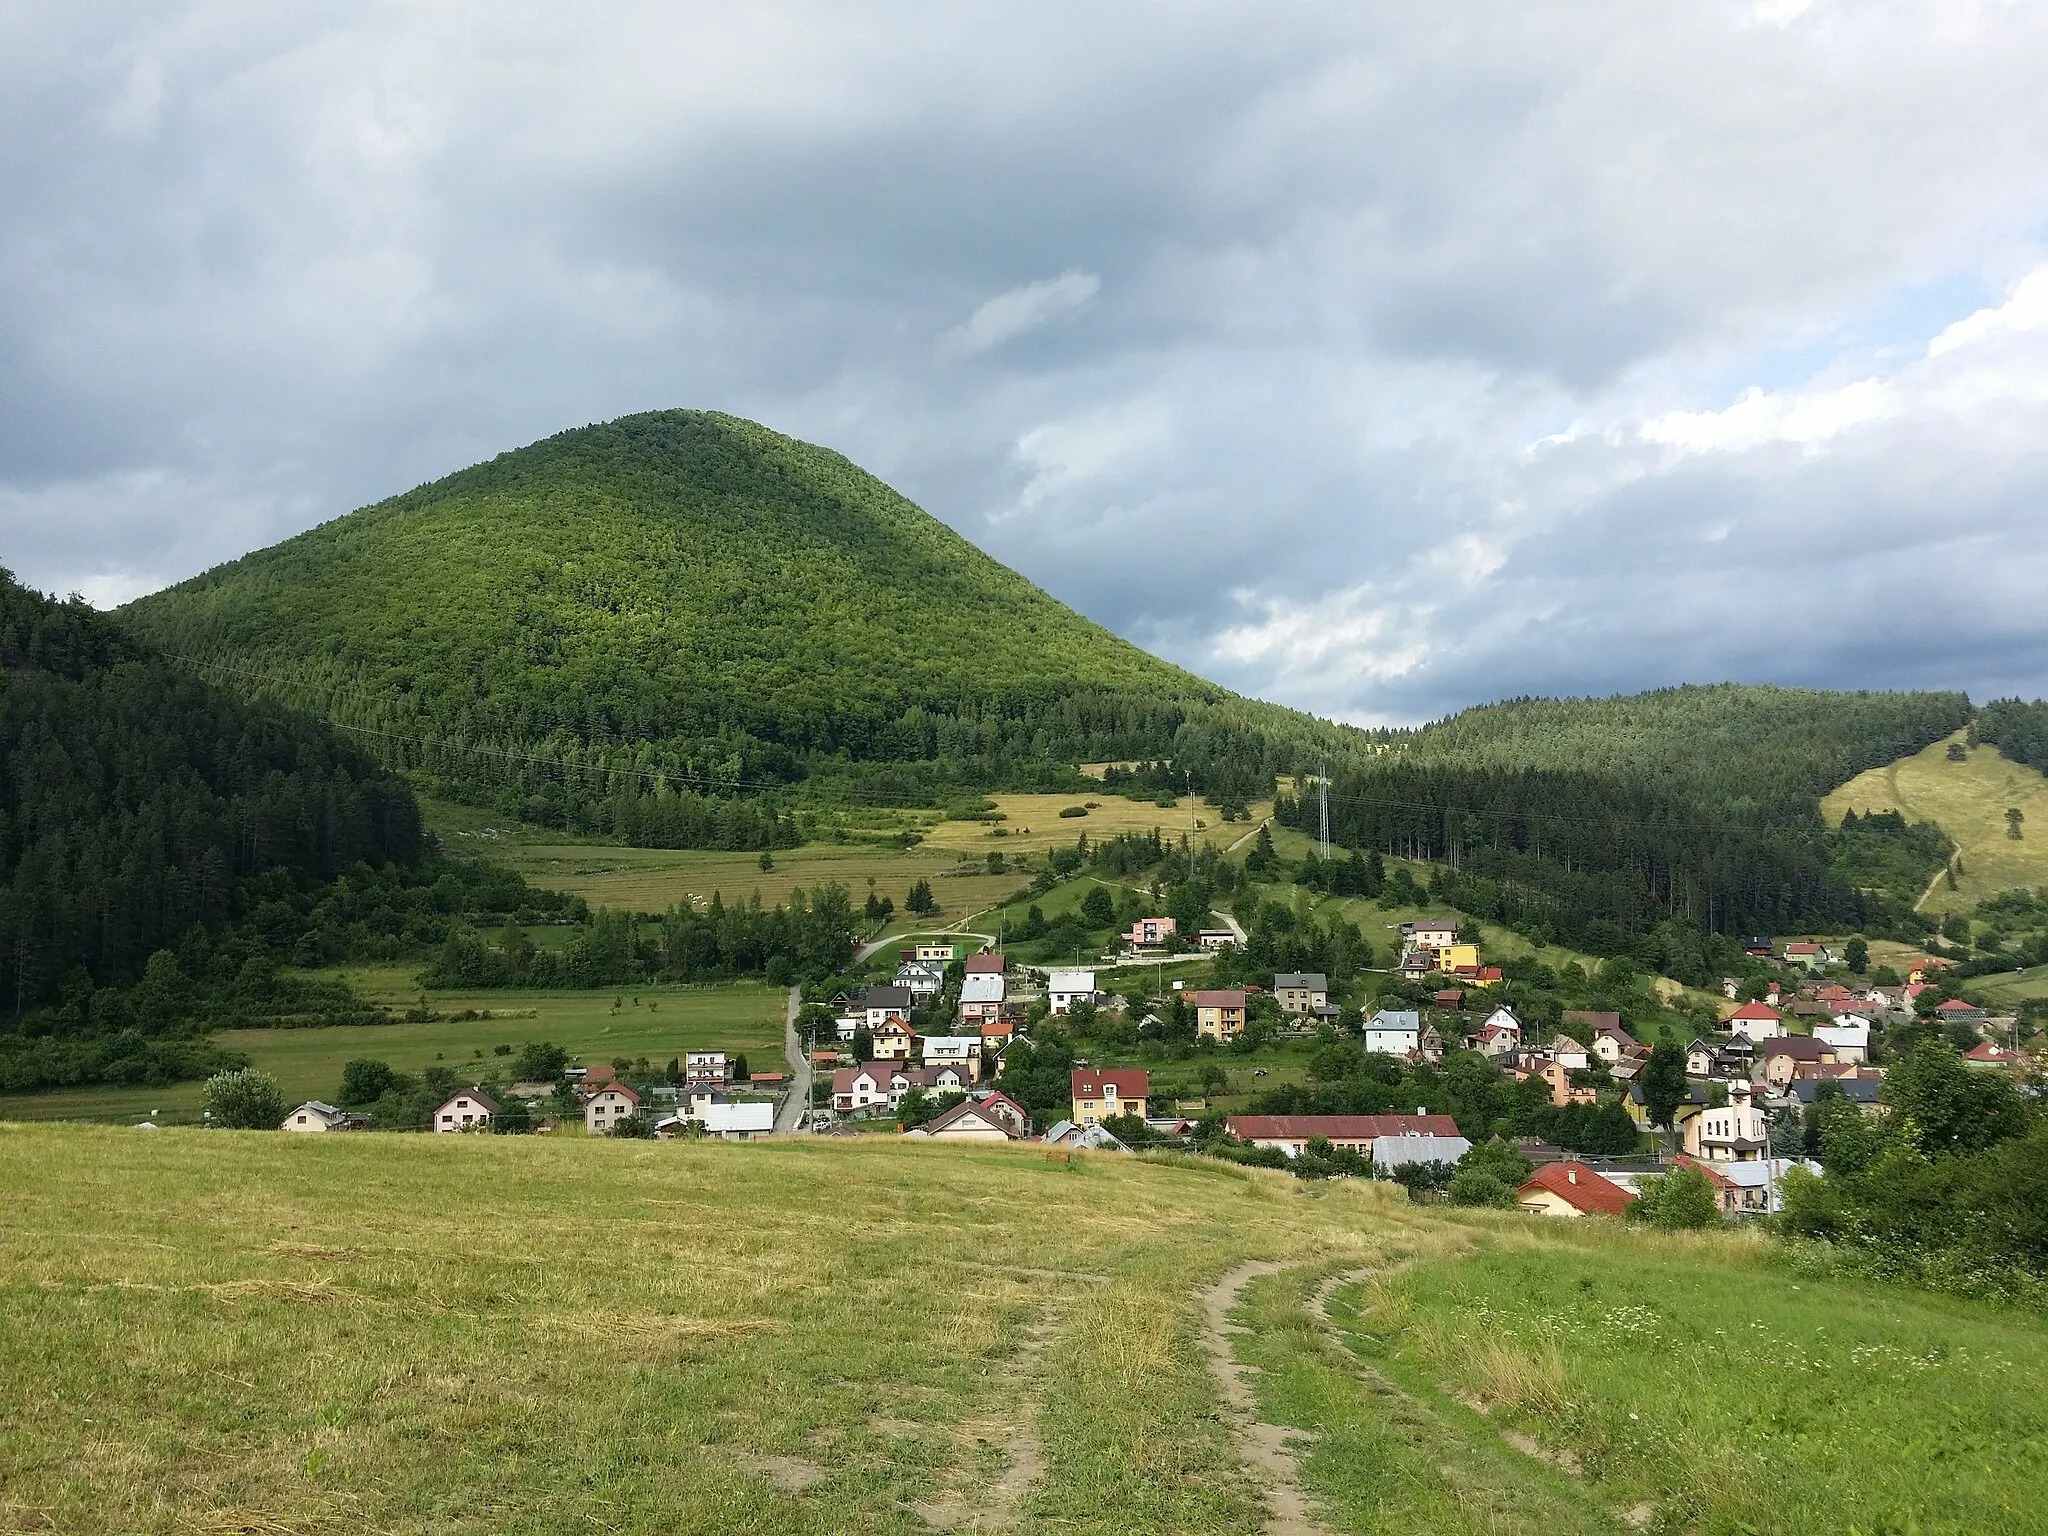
left=919, top=793, right=1269, bottom=856
left=4, top=1127, right=2043, bottom=1534
left=0, top=977, right=784, bottom=1126
left=1822, top=730, right=2048, bottom=913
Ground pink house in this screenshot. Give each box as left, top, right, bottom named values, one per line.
left=434, top=1088, right=499, bottom=1133
left=1127, top=916, right=1177, bottom=948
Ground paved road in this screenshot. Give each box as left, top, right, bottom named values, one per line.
left=774, top=983, right=810, bottom=1134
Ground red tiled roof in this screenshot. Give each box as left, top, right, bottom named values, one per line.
left=1935, top=998, right=1982, bottom=1014
left=590, top=1083, right=639, bottom=1104
left=1071, top=1068, right=1149, bottom=1097
left=1516, top=1160, right=1635, bottom=1216
left=1964, top=1041, right=2016, bottom=1062
left=1226, top=1113, right=1462, bottom=1142
left=964, top=953, right=1006, bottom=973
left=1727, top=1002, right=1781, bottom=1020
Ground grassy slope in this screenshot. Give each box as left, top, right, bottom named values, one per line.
left=4, top=1128, right=2041, bottom=1534
left=1822, top=730, right=2048, bottom=913
left=0, top=976, right=785, bottom=1125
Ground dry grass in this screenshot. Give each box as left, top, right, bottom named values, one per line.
left=921, top=794, right=1271, bottom=855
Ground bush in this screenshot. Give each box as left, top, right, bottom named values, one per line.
left=1447, top=1169, right=1515, bottom=1208
left=1629, top=1164, right=1721, bottom=1229
left=1058, top=806, right=1088, bottom=819
left=204, top=1069, right=288, bottom=1130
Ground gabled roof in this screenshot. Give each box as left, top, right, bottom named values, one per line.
left=1517, top=1160, right=1635, bottom=1216
left=922, top=1098, right=1020, bottom=1138
left=1046, top=969, right=1097, bottom=991
left=438, top=1087, right=501, bottom=1114
left=1964, top=1040, right=2018, bottom=1062
left=1071, top=1068, right=1148, bottom=1097
left=862, top=985, right=914, bottom=1010
left=960, top=973, right=1006, bottom=1003
left=1367, top=1009, right=1421, bottom=1031
left=964, top=952, right=1006, bottom=973
left=1563, top=1010, right=1622, bottom=1031
left=1192, top=989, right=1247, bottom=1007
left=1935, top=998, right=1984, bottom=1014
left=590, top=1082, right=641, bottom=1103
left=1273, top=972, right=1328, bottom=990
left=1759, top=1036, right=1831, bottom=1060
left=1727, top=1001, right=1782, bottom=1021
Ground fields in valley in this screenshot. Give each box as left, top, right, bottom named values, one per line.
left=3, top=1126, right=2042, bottom=1535
left=1822, top=730, right=2048, bottom=912
left=0, top=972, right=786, bottom=1126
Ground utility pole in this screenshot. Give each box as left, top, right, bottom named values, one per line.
left=1188, top=771, right=1197, bottom=883
left=1318, top=762, right=1330, bottom=860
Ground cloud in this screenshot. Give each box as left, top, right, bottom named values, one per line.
left=941, top=270, right=1101, bottom=357
left=5, top=1, right=2048, bottom=726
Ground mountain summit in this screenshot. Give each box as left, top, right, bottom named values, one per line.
left=123, top=410, right=1323, bottom=818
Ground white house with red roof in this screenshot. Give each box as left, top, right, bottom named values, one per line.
left=1963, top=1040, right=2021, bottom=1068
left=1515, top=1160, right=1636, bottom=1218
left=1724, top=1001, right=1786, bottom=1040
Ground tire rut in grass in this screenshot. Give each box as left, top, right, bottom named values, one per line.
left=1201, top=1260, right=1343, bottom=1536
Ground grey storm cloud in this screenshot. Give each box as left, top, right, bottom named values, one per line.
left=6, top=0, right=2048, bottom=723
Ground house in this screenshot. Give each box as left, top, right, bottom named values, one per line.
left=1548, top=1034, right=1590, bottom=1072
left=1194, top=989, right=1248, bottom=1041
left=1042, top=1120, right=1132, bottom=1152
left=1713, top=1034, right=1756, bottom=1077
left=977, top=1017, right=1015, bottom=1047
left=832, top=1063, right=897, bottom=1114
left=1432, top=988, right=1466, bottom=1009
left=1070, top=1068, right=1148, bottom=1127
left=1813, top=1018, right=1871, bottom=1063
left=1397, top=949, right=1436, bottom=979
left=1625, top=1080, right=1709, bottom=1132
left=1935, top=998, right=1987, bottom=1022
left=1403, top=918, right=1462, bottom=950
left=1755, top=1036, right=1838, bottom=1088
left=678, top=1086, right=731, bottom=1120
left=915, top=940, right=965, bottom=964
left=1128, top=916, right=1177, bottom=948
left=871, top=1019, right=917, bottom=1060
left=281, top=1101, right=364, bottom=1132
left=1474, top=1023, right=1520, bottom=1059
left=964, top=952, right=1006, bottom=974
left=1197, top=929, right=1237, bottom=950
left=1724, top=1001, right=1786, bottom=1040
left=922, top=1092, right=1032, bottom=1142
left=585, top=1084, right=640, bottom=1134
left=1784, top=941, right=1837, bottom=969
left=1538, top=1057, right=1597, bottom=1108
left=1371, top=1132, right=1473, bottom=1170
left=433, top=1088, right=498, bottom=1133
left=1683, top=1085, right=1770, bottom=1162
left=1675, top=1153, right=1818, bottom=1216
left=922, top=1035, right=983, bottom=1077
left=1684, top=1039, right=1716, bottom=1077
left=1046, top=970, right=1098, bottom=1015
left=859, top=985, right=916, bottom=1027
left=1742, top=936, right=1775, bottom=957
left=1477, top=1005, right=1522, bottom=1038
left=1963, top=1040, right=2022, bottom=1069
left=1451, top=965, right=1505, bottom=984
left=1429, top=944, right=1481, bottom=975
left=926, top=1063, right=973, bottom=1095
left=1787, top=1077, right=1884, bottom=1110
left=1568, top=1012, right=1638, bottom=1064
left=894, top=960, right=946, bottom=998
left=1272, top=972, right=1329, bottom=1015
left=1515, top=1160, right=1636, bottom=1218
left=1365, top=1009, right=1421, bottom=1055
left=958, top=971, right=1007, bottom=1027
left=684, top=1051, right=731, bottom=1086
left=1418, top=1024, right=1445, bottom=1064
left=1226, top=1113, right=1461, bottom=1157
left=702, top=1101, right=775, bottom=1140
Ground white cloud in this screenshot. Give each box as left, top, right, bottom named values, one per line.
left=941, top=270, right=1101, bottom=357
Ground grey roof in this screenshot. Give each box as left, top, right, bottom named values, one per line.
left=1370, top=1133, right=1473, bottom=1168
left=1274, top=972, right=1328, bottom=990
left=861, top=985, right=914, bottom=1009
left=1368, top=1010, right=1421, bottom=1031
left=1787, top=1078, right=1883, bottom=1105
left=960, top=973, right=1006, bottom=1003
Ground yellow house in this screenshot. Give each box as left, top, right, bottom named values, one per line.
left=1070, top=1068, right=1148, bottom=1127
left=1433, top=943, right=1480, bottom=974
left=1193, top=989, right=1247, bottom=1041
left=871, top=1020, right=916, bottom=1060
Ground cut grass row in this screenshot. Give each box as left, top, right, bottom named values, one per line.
left=5, top=1126, right=2044, bottom=1534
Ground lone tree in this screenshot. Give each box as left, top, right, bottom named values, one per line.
left=906, top=879, right=936, bottom=916
left=1080, top=885, right=1116, bottom=928
left=2008, top=807, right=2026, bottom=841
left=1844, top=936, right=1869, bottom=973
left=204, top=1069, right=287, bottom=1130
left=1642, top=1041, right=1689, bottom=1130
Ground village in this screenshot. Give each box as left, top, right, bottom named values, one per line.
left=279, top=911, right=2036, bottom=1227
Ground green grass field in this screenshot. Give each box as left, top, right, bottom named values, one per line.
left=0, top=976, right=785, bottom=1125
left=2, top=1127, right=2041, bottom=1534
left=1823, top=730, right=2048, bottom=913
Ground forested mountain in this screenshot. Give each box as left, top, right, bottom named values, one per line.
left=123, top=410, right=1354, bottom=837
left=0, top=571, right=429, bottom=1087
left=1277, top=686, right=1972, bottom=946
left=1974, top=697, right=2048, bottom=772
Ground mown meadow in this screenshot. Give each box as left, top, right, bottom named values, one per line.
left=3, top=1126, right=2044, bottom=1534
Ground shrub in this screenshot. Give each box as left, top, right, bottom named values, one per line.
left=204, top=1069, right=288, bottom=1130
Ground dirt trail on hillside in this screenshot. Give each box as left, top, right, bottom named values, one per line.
left=1200, top=1260, right=1343, bottom=1536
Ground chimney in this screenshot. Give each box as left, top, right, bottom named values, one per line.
left=1416, top=1106, right=1426, bottom=1116
left=1567, top=1168, right=1579, bottom=1184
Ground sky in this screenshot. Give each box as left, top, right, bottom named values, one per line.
left=5, top=1, right=2048, bottom=726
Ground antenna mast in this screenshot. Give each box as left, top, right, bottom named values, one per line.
left=1318, top=762, right=1330, bottom=859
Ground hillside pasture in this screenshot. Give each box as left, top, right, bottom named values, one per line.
left=0, top=978, right=784, bottom=1126
left=1822, top=730, right=2048, bottom=912
left=921, top=793, right=1269, bottom=856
